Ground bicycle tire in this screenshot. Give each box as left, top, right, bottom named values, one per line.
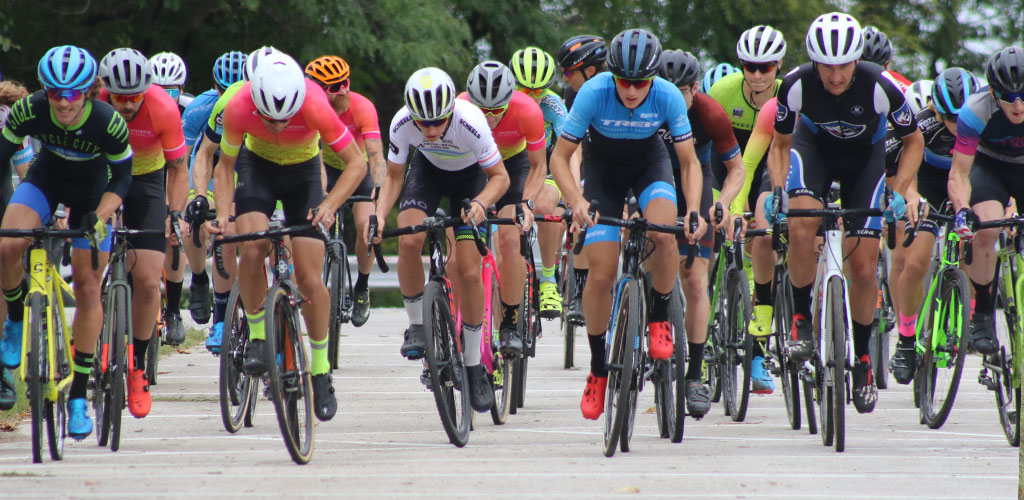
left=326, top=253, right=344, bottom=371
left=993, top=275, right=1021, bottom=446
left=920, top=269, right=969, bottom=429
left=724, top=268, right=751, bottom=422
left=109, top=285, right=129, bottom=452
left=603, top=277, right=639, bottom=457
left=774, top=270, right=801, bottom=430
left=265, top=285, right=315, bottom=464
left=47, top=300, right=69, bottom=461
left=92, top=297, right=112, bottom=447
left=803, top=377, right=818, bottom=435
left=561, top=252, right=576, bottom=369
left=827, top=277, right=847, bottom=452
left=27, top=293, right=45, bottom=463
left=423, top=280, right=471, bottom=447
left=220, top=284, right=254, bottom=433
left=514, top=274, right=539, bottom=410
left=490, top=275, right=511, bottom=425
left=668, top=278, right=686, bottom=442
left=872, top=251, right=892, bottom=390
left=146, top=322, right=160, bottom=385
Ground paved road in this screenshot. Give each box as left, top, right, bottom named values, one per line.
left=0, top=309, right=1017, bottom=498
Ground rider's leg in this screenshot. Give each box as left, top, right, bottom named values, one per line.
left=126, top=249, right=165, bottom=370
left=353, top=201, right=374, bottom=286
left=536, top=182, right=563, bottom=316
left=293, top=236, right=329, bottom=372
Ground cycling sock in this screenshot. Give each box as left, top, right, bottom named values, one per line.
left=754, top=281, right=772, bottom=307
left=403, top=293, right=423, bottom=326
left=685, top=342, right=705, bottom=380
left=971, top=279, right=993, bottom=315
left=309, top=337, right=329, bottom=376
left=540, top=264, right=556, bottom=284
left=3, top=280, right=27, bottom=322
left=501, top=301, right=518, bottom=328
left=213, top=291, right=230, bottom=325
left=246, top=310, right=266, bottom=341
left=133, top=337, right=149, bottom=371
left=898, top=313, right=917, bottom=339
left=573, top=269, right=589, bottom=298
left=165, top=279, right=183, bottom=311
left=71, top=350, right=93, bottom=399
left=649, top=290, right=671, bottom=322
left=462, top=323, right=482, bottom=366
left=355, top=272, right=370, bottom=292
left=792, top=284, right=813, bottom=319
left=588, top=332, right=607, bottom=377
left=191, top=270, right=209, bottom=287
left=853, top=321, right=872, bottom=359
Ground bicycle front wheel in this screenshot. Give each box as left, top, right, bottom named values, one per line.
left=827, top=277, right=847, bottom=452
left=561, top=251, right=576, bottom=369
left=220, top=284, right=255, bottom=433
left=108, top=285, right=129, bottom=452
left=668, top=279, right=686, bottom=443
left=146, top=322, right=160, bottom=385
left=27, top=293, right=46, bottom=463
left=490, top=275, right=511, bottom=425
left=265, top=286, right=315, bottom=464
left=603, top=277, right=640, bottom=457
left=774, top=269, right=801, bottom=430
left=723, top=268, right=752, bottom=422
left=423, top=281, right=471, bottom=447
left=919, top=269, right=969, bottom=429
left=326, top=251, right=344, bottom=371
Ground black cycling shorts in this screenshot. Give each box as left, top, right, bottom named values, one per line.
left=397, top=150, right=487, bottom=217
left=914, top=162, right=951, bottom=237
left=497, top=150, right=530, bottom=209
left=123, top=169, right=168, bottom=252
left=968, top=154, right=1024, bottom=208
left=234, top=146, right=323, bottom=237
left=325, top=166, right=375, bottom=198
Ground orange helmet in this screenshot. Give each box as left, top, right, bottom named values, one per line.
left=305, top=55, right=350, bottom=84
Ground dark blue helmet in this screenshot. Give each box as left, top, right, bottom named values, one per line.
left=607, top=28, right=662, bottom=79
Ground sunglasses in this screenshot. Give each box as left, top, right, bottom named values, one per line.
left=161, top=87, right=181, bottom=100
left=45, top=88, right=85, bottom=102
left=562, top=68, right=577, bottom=78
left=742, top=61, right=778, bottom=74
left=940, top=113, right=958, bottom=122
left=479, top=104, right=508, bottom=116
left=415, top=117, right=448, bottom=128
left=614, top=76, right=653, bottom=89
left=258, top=112, right=289, bottom=124
left=110, top=93, right=145, bottom=104
left=518, top=86, right=545, bottom=98
left=322, top=79, right=350, bottom=94
left=995, top=89, right=1024, bottom=104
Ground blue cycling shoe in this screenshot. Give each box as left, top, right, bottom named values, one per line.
left=206, top=322, right=224, bottom=354
left=1, top=319, right=24, bottom=368
left=751, top=355, right=775, bottom=394
left=67, top=398, right=93, bottom=441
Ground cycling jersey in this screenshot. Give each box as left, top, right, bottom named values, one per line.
left=177, top=92, right=195, bottom=111
left=561, top=73, right=692, bottom=146
left=658, top=92, right=738, bottom=167
left=883, top=69, right=912, bottom=93
left=322, top=91, right=381, bottom=170
left=100, top=85, right=186, bottom=176
left=775, top=62, right=918, bottom=150
left=735, top=97, right=779, bottom=214
left=707, top=72, right=781, bottom=148
left=203, top=81, right=245, bottom=144
left=885, top=108, right=956, bottom=174
left=536, top=88, right=568, bottom=146
left=955, top=91, right=1024, bottom=163
left=387, top=99, right=500, bottom=171
left=220, top=80, right=353, bottom=165
left=182, top=89, right=220, bottom=190
left=457, top=90, right=545, bottom=160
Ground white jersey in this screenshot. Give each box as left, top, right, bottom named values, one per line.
left=387, top=99, right=501, bottom=172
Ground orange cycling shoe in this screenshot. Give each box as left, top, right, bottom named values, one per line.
left=580, top=373, right=608, bottom=420
left=127, top=368, right=152, bottom=418
left=648, top=321, right=674, bottom=360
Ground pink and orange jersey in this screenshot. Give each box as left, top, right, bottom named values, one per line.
left=323, top=91, right=380, bottom=170
left=101, top=85, right=187, bottom=176
left=220, top=80, right=353, bottom=165
left=457, top=90, right=545, bottom=160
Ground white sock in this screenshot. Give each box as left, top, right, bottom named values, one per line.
left=403, top=293, right=423, bottom=325
left=462, top=323, right=482, bottom=366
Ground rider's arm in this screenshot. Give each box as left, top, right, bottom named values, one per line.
left=165, top=155, right=190, bottom=213
left=192, top=138, right=219, bottom=199
left=321, top=141, right=367, bottom=214
left=731, top=97, right=776, bottom=215
left=672, top=138, right=704, bottom=216
left=719, top=154, right=745, bottom=215
left=364, top=138, right=386, bottom=186
left=948, top=150, right=974, bottom=212
left=766, top=132, right=793, bottom=189
left=550, top=138, right=582, bottom=209
left=476, top=159, right=511, bottom=209
left=375, top=159, right=406, bottom=220
left=523, top=146, right=547, bottom=202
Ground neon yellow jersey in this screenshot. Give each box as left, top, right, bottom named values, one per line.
left=707, top=72, right=780, bottom=150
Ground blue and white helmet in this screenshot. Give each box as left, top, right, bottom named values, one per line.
left=38, top=45, right=97, bottom=91
left=213, top=51, right=247, bottom=90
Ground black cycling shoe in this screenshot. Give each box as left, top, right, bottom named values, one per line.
left=243, top=339, right=270, bottom=375
left=311, top=373, right=337, bottom=421
left=400, top=325, right=427, bottom=360
left=466, top=364, right=494, bottom=412
left=499, top=324, right=523, bottom=357
left=567, top=293, right=585, bottom=325
left=890, top=345, right=917, bottom=385
left=968, top=313, right=998, bottom=355
left=685, top=379, right=710, bottom=419
left=0, top=368, right=16, bottom=411
left=163, top=308, right=186, bottom=346
left=188, top=276, right=212, bottom=325
left=852, top=355, right=878, bottom=414
left=351, top=288, right=371, bottom=327
left=786, top=314, right=814, bottom=361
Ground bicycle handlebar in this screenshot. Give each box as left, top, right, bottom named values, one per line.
left=573, top=200, right=599, bottom=255
left=0, top=226, right=99, bottom=270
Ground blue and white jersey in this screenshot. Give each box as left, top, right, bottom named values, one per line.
left=537, top=89, right=568, bottom=145
left=561, top=72, right=692, bottom=145
left=181, top=89, right=220, bottom=190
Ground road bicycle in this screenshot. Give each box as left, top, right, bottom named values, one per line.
left=324, top=191, right=377, bottom=371
left=558, top=212, right=581, bottom=370
left=870, top=241, right=895, bottom=390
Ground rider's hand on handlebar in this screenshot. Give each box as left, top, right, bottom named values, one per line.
left=884, top=191, right=907, bottom=223
left=206, top=214, right=230, bottom=236
left=570, top=198, right=595, bottom=233
left=518, top=202, right=534, bottom=234
left=685, top=211, right=707, bottom=244
left=954, top=208, right=974, bottom=240
left=308, top=203, right=336, bottom=228
left=365, top=212, right=386, bottom=246
left=462, top=199, right=486, bottom=227
left=763, top=191, right=788, bottom=225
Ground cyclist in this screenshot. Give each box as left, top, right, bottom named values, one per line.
left=766, top=12, right=924, bottom=413
left=369, top=67, right=510, bottom=412
left=150, top=51, right=193, bottom=110
left=181, top=51, right=247, bottom=353
left=510, top=46, right=569, bottom=320
left=885, top=67, right=979, bottom=383
left=700, top=63, right=738, bottom=94
left=0, top=45, right=132, bottom=439
left=657, top=49, right=744, bottom=414
left=556, top=35, right=607, bottom=323
left=861, top=26, right=912, bottom=92
left=949, top=46, right=1024, bottom=356
left=305, top=55, right=383, bottom=327
left=549, top=28, right=705, bottom=420
left=459, top=61, right=546, bottom=356
left=206, top=51, right=368, bottom=422
left=98, top=48, right=189, bottom=418
left=905, top=80, right=934, bottom=115
left=707, top=25, right=787, bottom=394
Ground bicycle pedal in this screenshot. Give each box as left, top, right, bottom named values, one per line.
left=978, top=373, right=999, bottom=390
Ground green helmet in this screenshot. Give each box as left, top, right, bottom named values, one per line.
left=509, top=47, right=556, bottom=89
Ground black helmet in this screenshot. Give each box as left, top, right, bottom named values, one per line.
left=658, top=50, right=701, bottom=87
left=557, top=35, right=607, bottom=70
left=931, top=67, right=979, bottom=115
left=985, top=46, right=1024, bottom=96
left=607, top=28, right=662, bottom=79
left=861, top=26, right=892, bottom=66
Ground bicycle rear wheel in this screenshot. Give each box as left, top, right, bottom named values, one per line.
left=490, top=275, right=511, bottom=425
left=265, top=285, right=315, bottom=464
left=220, top=284, right=255, bottom=433
left=773, top=269, right=801, bottom=430
left=827, top=277, right=847, bottom=452
left=325, top=249, right=344, bottom=371
left=27, top=293, right=46, bottom=463
left=723, top=268, right=752, bottom=422
left=513, top=275, right=539, bottom=411
left=668, top=279, right=686, bottom=442
left=871, top=250, right=893, bottom=390
left=423, top=280, right=471, bottom=447
left=108, top=286, right=129, bottom=452
left=603, top=277, right=639, bottom=457
left=919, top=269, right=969, bottom=429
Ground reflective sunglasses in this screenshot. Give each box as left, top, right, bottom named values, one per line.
left=995, top=89, right=1024, bottom=104
left=161, top=87, right=181, bottom=100
left=479, top=104, right=508, bottom=116
left=614, top=76, right=653, bottom=89
left=110, top=92, right=145, bottom=104
left=322, top=79, right=350, bottom=94
left=518, top=86, right=545, bottom=98
left=258, top=111, right=289, bottom=124
left=415, top=117, right=448, bottom=128
left=742, top=61, right=778, bottom=74
left=45, top=88, right=85, bottom=102
left=562, top=68, right=577, bottom=78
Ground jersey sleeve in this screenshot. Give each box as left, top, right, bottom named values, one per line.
left=305, top=83, right=353, bottom=154
left=103, top=110, right=133, bottom=164
left=386, top=111, right=412, bottom=165
left=663, top=84, right=693, bottom=142
left=218, top=94, right=248, bottom=158
left=732, top=98, right=776, bottom=215
left=351, top=94, right=381, bottom=141
left=1, top=96, right=34, bottom=145
left=153, top=91, right=187, bottom=161
left=697, top=95, right=739, bottom=158
left=560, top=84, right=597, bottom=143
left=519, top=97, right=547, bottom=152
left=954, top=94, right=987, bottom=156
left=542, top=93, right=568, bottom=137
left=461, top=107, right=501, bottom=168
left=774, top=71, right=800, bottom=135
left=182, top=100, right=205, bottom=147
left=882, top=77, right=918, bottom=138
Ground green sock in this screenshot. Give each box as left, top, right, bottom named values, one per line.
left=541, top=264, right=556, bottom=284
left=246, top=310, right=266, bottom=341
left=310, top=337, right=329, bottom=376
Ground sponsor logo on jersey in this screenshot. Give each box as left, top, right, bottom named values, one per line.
left=389, top=143, right=399, bottom=155
left=400, top=199, right=428, bottom=210
left=892, top=102, right=914, bottom=127
left=458, top=118, right=481, bottom=139
left=391, top=115, right=411, bottom=134
left=732, top=107, right=743, bottom=118
left=776, top=103, right=788, bottom=122
left=638, top=112, right=658, bottom=119
left=598, top=119, right=661, bottom=128
left=818, top=120, right=868, bottom=140
left=851, top=105, right=864, bottom=116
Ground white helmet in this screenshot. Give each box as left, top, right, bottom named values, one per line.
left=244, top=46, right=281, bottom=81
left=466, top=61, right=516, bottom=109
left=100, top=48, right=152, bottom=94
left=149, top=52, right=187, bottom=86
left=249, top=52, right=306, bottom=120
left=736, top=25, right=787, bottom=63
left=904, top=79, right=933, bottom=115
left=403, top=67, right=456, bottom=121
left=805, top=12, right=864, bottom=65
